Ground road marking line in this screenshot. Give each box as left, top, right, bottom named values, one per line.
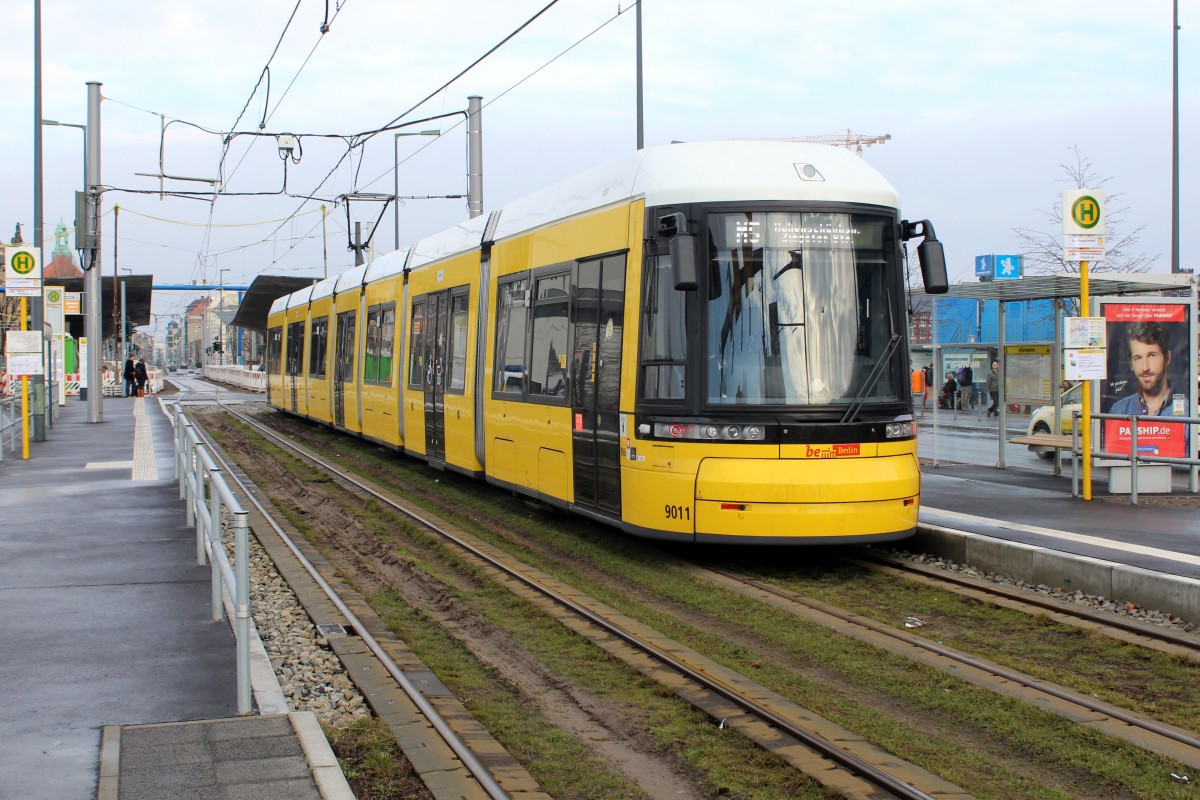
left=922, top=506, right=1200, bottom=567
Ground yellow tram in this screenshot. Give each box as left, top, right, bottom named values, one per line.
left=266, top=141, right=948, bottom=544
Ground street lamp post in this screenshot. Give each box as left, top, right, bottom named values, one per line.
left=393, top=130, right=441, bottom=250
left=218, top=269, right=230, bottom=365
left=42, top=118, right=88, bottom=410
left=41, top=119, right=87, bottom=203
left=1171, top=0, right=1180, bottom=273
left=119, top=268, right=132, bottom=363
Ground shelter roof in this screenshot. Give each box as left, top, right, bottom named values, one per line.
left=48, top=274, right=153, bottom=340
left=230, top=275, right=318, bottom=334
left=930, top=273, right=1194, bottom=302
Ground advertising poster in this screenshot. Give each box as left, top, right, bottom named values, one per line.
left=1099, top=300, right=1193, bottom=458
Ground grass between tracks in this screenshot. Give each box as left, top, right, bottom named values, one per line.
left=322, top=717, right=434, bottom=800
left=206, top=415, right=829, bottom=799
left=214, top=413, right=1200, bottom=799
left=314, top=475, right=830, bottom=798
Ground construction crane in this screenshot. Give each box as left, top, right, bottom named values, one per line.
left=740, top=129, right=892, bottom=157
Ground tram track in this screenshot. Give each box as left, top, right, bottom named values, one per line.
left=856, top=550, right=1200, bottom=659
left=681, top=560, right=1200, bottom=770
left=215, top=403, right=966, bottom=800
left=190, top=399, right=1200, bottom=798
left=191, top=405, right=527, bottom=800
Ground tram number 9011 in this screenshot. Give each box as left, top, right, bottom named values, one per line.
left=664, top=504, right=691, bottom=521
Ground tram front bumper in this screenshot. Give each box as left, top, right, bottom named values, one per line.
left=693, top=454, right=920, bottom=541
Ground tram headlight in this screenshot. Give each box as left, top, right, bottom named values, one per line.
left=885, top=421, right=915, bottom=439
left=650, top=421, right=771, bottom=441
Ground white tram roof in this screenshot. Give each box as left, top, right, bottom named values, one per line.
left=272, top=141, right=903, bottom=316
left=269, top=284, right=312, bottom=316
left=334, top=264, right=368, bottom=294
left=363, top=247, right=411, bottom=283
left=409, top=215, right=491, bottom=271
left=288, top=285, right=314, bottom=309
left=492, top=140, right=900, bottom=241
left=308, top=274, right=339, bottom=303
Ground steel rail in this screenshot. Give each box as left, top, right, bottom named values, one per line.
left=709, top=565, right=1200, bottom=756
left=224, top=407, right=940, bottom=800
left=198, top=404, right=511, bottom=800
left=858, top=550, right=1200, bottom=654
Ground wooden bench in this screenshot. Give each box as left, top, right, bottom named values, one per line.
left=1009, top=433, right=1075, bottom=450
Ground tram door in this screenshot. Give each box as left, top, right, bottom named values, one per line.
left=333, top=310, right=356, bottom=428
left=423, top=291, right=451, bottom=463
left=266, top=326, right=282, bottom=406
left=571, top=255, right=625, bottom=516
left=286, top=322, right=304, bottom=414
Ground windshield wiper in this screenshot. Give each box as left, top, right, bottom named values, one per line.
left=839, top=333, right=901, bottom=424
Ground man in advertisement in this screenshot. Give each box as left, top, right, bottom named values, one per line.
left=1109, top=323, right=1176, bottom=417
left=1101, top=303, right=1192, bottom=458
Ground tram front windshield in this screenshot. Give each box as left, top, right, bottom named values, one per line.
left=706, top=211, right=899, bottom=407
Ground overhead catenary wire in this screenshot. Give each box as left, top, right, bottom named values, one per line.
left=357, top=3, right=634, bottom=194
left=118, top=206, right=323, bottom=228
left=223, top=0, right=352, bottom=188
left=224, top=0, right=306, bottom=137
left=254, top=0, right=564, bottom=249
left=105, top=1, right=600, bottom=281
left=106, top=2, right=569, bottom=262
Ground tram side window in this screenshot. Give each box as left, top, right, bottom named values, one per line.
left=335, top=311, right=357, bottom=382
left=530, top=273, right=569, bottom=399
left=407, top=300, right=426, bottom=389
left=267, top=327, right=283, bottom=374
left=309, top=316, right=328, bottom=378
left=286, top=321, right=305, bottom=376
left=493, top=278, right=529, bottom=395
left=447, top=291, right=469, bottom=394
left=639, top=253, right=687, bottom=401
left=364, top=303, right=395, bottom=385
left=379, top=305, right=395, bottom=385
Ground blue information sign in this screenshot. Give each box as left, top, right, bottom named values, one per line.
left=974, top=255, right=993, bottom=277
left=994, top=254, right=1022, bottom=280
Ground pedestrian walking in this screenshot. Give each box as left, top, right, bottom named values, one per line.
left=122, top=355, right=137, bottom=398
left=986, top=360, right=999, bottom=417
left=135, top=358, right=148, bottom=398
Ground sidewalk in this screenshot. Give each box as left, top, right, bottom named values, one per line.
left=0, top=396, right=346, bottom=800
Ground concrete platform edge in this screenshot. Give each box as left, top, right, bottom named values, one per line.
left=291, top=711, right=356, bottom=800
left=96, top=726, right=120, bottom=800
left=914, top=524, right=1200, bottom=622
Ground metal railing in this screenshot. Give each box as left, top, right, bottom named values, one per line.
left=0, top=395, right=18, bottom=461
left=169, top=403, right=252, bottom=714
left=1070, top=411, right=1200, bottom=504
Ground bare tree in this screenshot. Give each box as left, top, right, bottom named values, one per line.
left=1012, top=146, right=1157, bottom=276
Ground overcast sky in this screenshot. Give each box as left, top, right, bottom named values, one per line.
left=2, top=1, right=1195, bottom=323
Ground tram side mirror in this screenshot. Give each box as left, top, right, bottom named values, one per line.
left=918, top=239, right=948, bottom=294
left=658, top=212, right=698, bottom=291
left=669, top=234, right=698, bottom=291
left=902, top=219, right=949, bottom=295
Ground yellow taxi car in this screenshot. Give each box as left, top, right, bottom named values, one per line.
left=1026, top=382, right=1083, bottom=459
